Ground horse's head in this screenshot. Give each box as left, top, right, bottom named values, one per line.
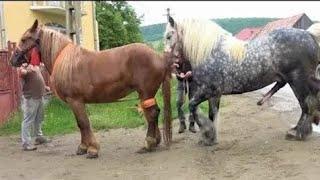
left=10, top=20, right=42, bottom=67
left=164, top=16, right=185, bottom=66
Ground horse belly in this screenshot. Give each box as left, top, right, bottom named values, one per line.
left=223, top=61, right=278, bottom=94
left=85, top=82, right=134, bottom=103
left=233, top=71, right=277, bottom=94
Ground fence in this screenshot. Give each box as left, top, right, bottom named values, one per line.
left=0, top=41, right=52, bottom=124
left=0, top=42, right=20, bottom=123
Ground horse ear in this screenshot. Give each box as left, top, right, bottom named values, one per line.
left=168, top=16, right=175, bottom=27
left=30, top=19, right=39, bottom=32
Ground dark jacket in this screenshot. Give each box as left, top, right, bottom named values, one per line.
left=176, top=60, right=192, bottom=82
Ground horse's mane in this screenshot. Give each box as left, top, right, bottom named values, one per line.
left=176, top=18, right=247, bottom=66
left=40, top=27, right=81, bottom=88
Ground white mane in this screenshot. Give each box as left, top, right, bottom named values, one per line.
left=173, top=18, right=247, bottom=66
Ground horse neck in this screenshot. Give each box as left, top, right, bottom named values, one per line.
left=40, top=30, right=72, bottom=74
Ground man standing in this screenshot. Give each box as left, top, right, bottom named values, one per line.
left=175, top=60, right=196, bottom=133
left=18, top=47, right=50, bottom=151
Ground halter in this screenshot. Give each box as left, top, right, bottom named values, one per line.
left=13, top=28, right=41, bottom=66
left=15, top=39, right=40, bottom=64
left=170, top=27, right=184, bottom=61
left=168, top=26, right=192, bottom=97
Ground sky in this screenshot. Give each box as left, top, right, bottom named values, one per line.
left=128, top=1, right=320, bottom=26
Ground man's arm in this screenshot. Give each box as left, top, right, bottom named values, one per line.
left=18, top=63, right=33, bottom=77
left=181, top=60, right=193, bottom=79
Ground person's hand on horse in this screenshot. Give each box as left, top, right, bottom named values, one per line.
left=177, top=72, right=186, bottom=79
left=45, top=86, right=51, bottom=92
left=19, top=67, right=28, bottom=76
left=18, top=63, right=30, bottom=76
left=184, top=71, right=192, bottom=78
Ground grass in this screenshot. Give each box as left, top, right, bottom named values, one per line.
left=0, top=79, right=228, bottom=136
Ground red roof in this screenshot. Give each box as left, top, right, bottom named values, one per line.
left=235, top=27, right=262, bottom=41
left=253, top=13, right=305, bottom=38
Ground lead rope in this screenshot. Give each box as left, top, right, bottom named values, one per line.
left=183, top=78, right=189, bottom=101
left=186, top=79, right=189, bottom=98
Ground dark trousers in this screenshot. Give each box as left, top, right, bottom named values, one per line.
left=176, top=79, right=195, bottom=124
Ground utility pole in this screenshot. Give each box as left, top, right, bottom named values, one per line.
left=163, top=8, right=174, bottom=22
left=65, top=1, right=82, bottom=45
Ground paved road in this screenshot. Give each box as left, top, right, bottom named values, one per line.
left=252, top=83, right=320, bottom=133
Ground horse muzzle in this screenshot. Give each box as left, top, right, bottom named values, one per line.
left=10, top=51, right=28, bottom=67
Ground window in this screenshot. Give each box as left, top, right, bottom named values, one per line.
left=45, top=22, right=67, bottom=34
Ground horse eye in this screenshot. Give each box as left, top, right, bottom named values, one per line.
left=166, top=35, right=172, bottom=40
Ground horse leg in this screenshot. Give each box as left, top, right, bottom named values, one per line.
left=67, top=99, right=99, bottom=158
left=137, top=96, right=161, bottom=153
left=285, top=80, right=314, bottom=140
left=207, top=96, right=221, bottom=144
left=257, top=81, right=286, bottom=105
left=208, top=96, right=221, bottom=122
left=176, top=80, right=186, bottom=133
left=187, top=82, right=198, bottom=133
left=189, top=89, right=217, bottom=146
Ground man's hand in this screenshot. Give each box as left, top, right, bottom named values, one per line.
left=45, top=86, right=51, bottom=92
left=18, top=63, right=29, bottom=76
left=184, top=71, right=192, bottom=78
left=177, top=72, right=185, bottom=79
left=176, top=71, right=192, bottom=79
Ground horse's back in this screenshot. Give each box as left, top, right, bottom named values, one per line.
left=74, top=43, right=166, bottom=102
left=268, top=28, right=318, bottom=59
left=245, top=28, right=319, bottom=69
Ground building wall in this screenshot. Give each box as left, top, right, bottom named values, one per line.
left=2, top=1, right=96, bottom=50
left=80, top=1, right=95, bottom=50
left=3, top=1, right=65, bottom=44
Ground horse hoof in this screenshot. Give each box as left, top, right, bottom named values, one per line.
left=199, top=140, right=217, bottom=146
left=285, top=129, right=302, bottom=141
left=86, top=153, right=99, bottom=159
left=76, top=145, right=87, bottom=155
left=198, top=139, right=204, bottom=146
left=198, top=137, right=218, bottom=146
left=86, top=146, right=99, bottom=159
left=178, top=123, right=186, bottom=133
left=136, top=147, right=153, bottom=154
left=189, top=126, right=197, bottom=133
left=145, top=136, right=157, bottom=148
left=156, top=137, right=161, bottom=145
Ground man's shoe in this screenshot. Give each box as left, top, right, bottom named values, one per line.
left=189, top=123, right=197, bottom=133
left=23, top=144, right=37, bottom=151
left=35, top=136, right=51, bottom=145
left=178, top=122, right=187, bottom=133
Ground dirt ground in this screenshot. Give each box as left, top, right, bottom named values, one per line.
left=1, top=91, right=320, bottom=180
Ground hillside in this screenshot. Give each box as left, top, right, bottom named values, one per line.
left=140, top=17, right=277, bottom=42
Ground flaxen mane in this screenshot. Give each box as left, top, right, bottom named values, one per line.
left=40, top=27, right=81, bottom=89
left=177, top=18, right=247, bottom=66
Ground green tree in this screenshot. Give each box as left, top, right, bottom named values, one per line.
left=96, top=1, right=143, bottom=50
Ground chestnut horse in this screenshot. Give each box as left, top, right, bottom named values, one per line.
left=10, top=20, right=173, bottom=158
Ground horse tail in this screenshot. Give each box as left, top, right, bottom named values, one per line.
left=161, top=53, right=173, bottom=146
left=308, top=23, right=320, bottom=44
left=307, top=23, right=320, bottom=78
